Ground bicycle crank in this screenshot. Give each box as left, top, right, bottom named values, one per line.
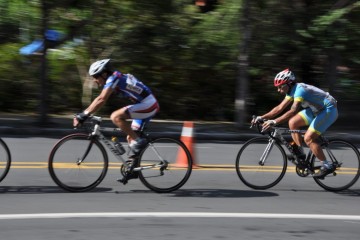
left=295, top=166, right=310, bottom=177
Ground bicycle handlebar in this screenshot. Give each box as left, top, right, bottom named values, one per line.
left=73, top=115, right=103, bottom=129
left=251, top=115, right=264, bottom=133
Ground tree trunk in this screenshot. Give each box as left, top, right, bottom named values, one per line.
left=39, top=0, right=49, bottom=126
left=235, top=0, right=251, bottom=127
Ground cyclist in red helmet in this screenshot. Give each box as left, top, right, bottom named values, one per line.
left=252, top=69, right=338, bottom=177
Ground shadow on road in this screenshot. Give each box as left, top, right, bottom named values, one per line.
left=272, top=188, right=360, bottom=197
left=0, top=186, right=113, bottom=194
left=169, top=189, right=278, bottom=198
left=333, top=189, right=360, bottom=197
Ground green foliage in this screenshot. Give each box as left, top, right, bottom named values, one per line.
left=47, top=52, right=83, bottom=113
left=0, top=43, right=39, bottom=111
left=0, top=0, right=360, bottom=123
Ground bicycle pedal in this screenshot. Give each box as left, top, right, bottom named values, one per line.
left=117, top=171, right=139, bottom=184
left=127, top=172, right=139, bottom=179
left=313, top=168, right=333, bottom=179
left=117, top=177, right=128, bottom=185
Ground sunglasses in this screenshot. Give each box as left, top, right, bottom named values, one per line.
left=93, top=74, right=101, bottom=79
left=277, top=84, right=287, bottom=90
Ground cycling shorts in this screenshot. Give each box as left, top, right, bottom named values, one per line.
left=126, top=94, right=160, bottom=130
left=298, top=106, right=338, bottom=135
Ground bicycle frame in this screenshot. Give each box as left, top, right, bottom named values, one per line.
left=86, top=116, right=167, bottom=173
left=259, top=128, right=307, bottom=165
left=86, top=116, right=127, bottom=163
left=260, top=126, right=343, bottom=174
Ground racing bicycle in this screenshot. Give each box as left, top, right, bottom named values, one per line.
left=235, top=117, right=360, bottom=191
left=48, top=116, right=193, bottom=193
left=0, top=137, right=11, bottom=183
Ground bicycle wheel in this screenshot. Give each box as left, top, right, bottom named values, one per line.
left=48, top=133, right=108, bottom=192
left=236, top=137, right=287, bottom=190
left=0, top=138, right=11, bottom=182
left=138, top=137, right=193, bottom=193
left=312, top=139, right=360, bottom=191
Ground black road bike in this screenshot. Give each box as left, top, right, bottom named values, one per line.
left=235, top=118, right=360, bottom=191
left=48, top=116, right=193, bottom=193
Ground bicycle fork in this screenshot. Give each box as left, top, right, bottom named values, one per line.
left=76, top=139, right=95, bottom=165
left=259, top=139, right=276, bottom=166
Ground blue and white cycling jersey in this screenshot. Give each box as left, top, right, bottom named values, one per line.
left=286, top=83, right=338, bottom=134
left=103, top=71, right=152, bottom=102
left=286, top=83, right=337, bottom=115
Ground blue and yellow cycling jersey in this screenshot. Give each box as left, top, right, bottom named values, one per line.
left=103, top=71, right=152, bottom=103
left=285, top=83, right=337, bottom=115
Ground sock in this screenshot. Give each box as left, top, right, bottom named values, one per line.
left=322, top=160, right=332, bottom=169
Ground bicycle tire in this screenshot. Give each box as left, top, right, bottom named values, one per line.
left=312, top=139, right=360, bottom=191
left=48, top=133, right=109, bottom=192
left=236, top=137, right=287, bottom=190
left=0, top=138, right=11, bottom=183
left=138, top=137, right=193, bottom=193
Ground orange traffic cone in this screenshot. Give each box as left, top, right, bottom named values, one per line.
left=176, top=121, right=196, bottom=167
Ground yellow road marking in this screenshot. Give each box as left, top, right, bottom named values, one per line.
left=5, top=162, right=360, bottom=174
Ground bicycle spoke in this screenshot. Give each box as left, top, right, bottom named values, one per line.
left=236, top=137, right=287, bottom=190
left=313, top=139, right=360, bottom=191
left=48, top=134, right=108, bottom=192
left=138, top=138, right=192, bottom=193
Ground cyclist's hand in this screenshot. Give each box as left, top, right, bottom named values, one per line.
left=251, top=116, right=263, bottom=125
left=73, top=117, right=80, bottom=128
left=262, top=120, right=276, bottom=132
left=73, top=112, right=89, bottom=128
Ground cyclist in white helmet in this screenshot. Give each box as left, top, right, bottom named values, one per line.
left=252, top=68, right=338, bottom=177
left=74, top=59, right=160, bottom=154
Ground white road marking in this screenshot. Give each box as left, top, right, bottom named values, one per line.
left=0, top=212, right=360, bottom=220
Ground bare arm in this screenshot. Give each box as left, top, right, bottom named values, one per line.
left=261, top=100, right=302, bottom=131
left=261, top=98, right=292, bottom=120
left=273, top=100, right=302, bottom=125
left=84, top=87, right=113, bottom=114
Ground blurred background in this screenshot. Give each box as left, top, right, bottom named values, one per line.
left=0, top=0, right=359, bottom=127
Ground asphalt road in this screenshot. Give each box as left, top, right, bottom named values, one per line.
left=0, top=137, right=360, bottom=240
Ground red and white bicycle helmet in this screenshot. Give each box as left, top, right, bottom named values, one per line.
left=274, top=68, right=295, bottom=87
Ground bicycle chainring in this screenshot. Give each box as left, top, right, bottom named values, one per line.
left=295, top=166, right=310, bottom=177
left=120, top=161, right=132, bottom=177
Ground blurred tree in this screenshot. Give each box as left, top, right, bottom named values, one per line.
left=246, top=0, right=360, bottom=125
left=0, top=0, right=359, bottom=126
left=38, top=0, right=90, bottom=125
left=235, top=0, right=250, bottom=127
left=194, top=0, right=218, bottom=13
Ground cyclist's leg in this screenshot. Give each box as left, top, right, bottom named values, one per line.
left=304, top=106, right=338, bottom=175
left=118, top=96, right=159, bottom=182
left=130, top=118, right=152, bottom=136
left=288, top=109, right=311, bottom=146
left=117, top=117, right=154, bottom=183
left=111, top=96, right=159, bottom=142
left=125, top=95, right=159, bottom=143
left=111, top=107, right=139, bottom=141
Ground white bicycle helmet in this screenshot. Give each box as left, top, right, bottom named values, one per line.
left=274, top=68, right=295, bottom=87
left=88, top=59, right=111, bottom=76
